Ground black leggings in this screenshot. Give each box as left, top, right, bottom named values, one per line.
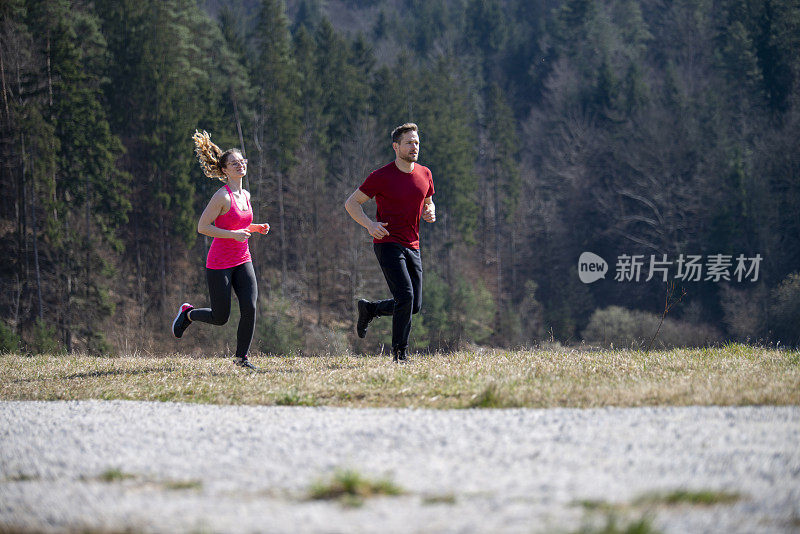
left=188, top=262, right=257, bottom=358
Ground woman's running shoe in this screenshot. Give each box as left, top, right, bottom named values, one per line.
left=172, top=303, right=193, bottom=338
left=233, top=356, right=257, bottom=370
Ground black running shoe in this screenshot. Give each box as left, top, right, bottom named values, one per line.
left=393, top=348, right=407, bottom=363
left=356, top=299, right=374, bottom=338
left=233, top=357, right=257, bottom=370
left=172, top=303, right=193, bottom=338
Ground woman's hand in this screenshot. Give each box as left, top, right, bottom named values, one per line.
left=247, top=223, right=270, bottom=235
left=229, top=229, right=251, bottom=242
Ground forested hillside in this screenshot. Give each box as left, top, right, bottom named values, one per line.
left=2, top=0, right=799, bottom=355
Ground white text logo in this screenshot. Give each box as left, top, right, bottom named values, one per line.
left=578, top=252, right=608, bottom=284
left=578, top=253, right=762, bottom=283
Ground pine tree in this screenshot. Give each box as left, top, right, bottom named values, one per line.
left=216, top=5, right=254, bottom=179
left=485, top=84, right=521, bottom=335
left=97, top=0, right=234, bottom=321
left=312, top=19, right=372, bottom=161
left=0, top=0, right=39, bottom=336
left=292, top=19, right=378, bottom=323
left=18, top=0, right=130, bottom=352
left=371, top=55, right=416, bottom=130
left=464, top=0, right=507, bottom=57
left=291, top=24, right=327, bottom=321
left=293, top=0, right=324, bottom=33
left=250, top=0, right=301, bottom=290
left=416, top=57, right=479, bottom=248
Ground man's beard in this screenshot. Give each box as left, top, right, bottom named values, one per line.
left=400, top=153, right=418, bottom=163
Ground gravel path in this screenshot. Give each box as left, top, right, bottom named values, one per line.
left=0, top=401, right=798, bottom=533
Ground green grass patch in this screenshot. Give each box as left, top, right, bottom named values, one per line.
left=422, top=493, right=457, bottom=505
left=467, top=382, right=521, bottom=408
left=572, top=514, right=659, bottom=534
left=635, top=489, right=741, bottom=507
left=575, top=499, right=622, bottom=513
left=275, top=389, right=318, bottom=406
left=309, top=469, right=403, bottom=506
left=1, top=346, right=798, bottom=408
left=5, top=474, right=39, bottom=482
left=97, top=468, right=136, bottom=483
left=163, top=479, right=203, bottom=491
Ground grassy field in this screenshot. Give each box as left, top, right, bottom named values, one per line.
left=1, top=344, right=798, bottom=408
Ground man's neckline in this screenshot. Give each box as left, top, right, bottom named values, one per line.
left=394, top=160, right=414, bottom=174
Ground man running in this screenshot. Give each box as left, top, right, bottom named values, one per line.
left=344, top=123, right=436, bottom=362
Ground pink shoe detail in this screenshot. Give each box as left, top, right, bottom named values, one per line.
left=172, top=302, right=194, bottom=338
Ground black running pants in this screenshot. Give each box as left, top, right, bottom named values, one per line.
left=373, top=243, right=423, bottom=352
left=189, top=261, right=257, bottom=358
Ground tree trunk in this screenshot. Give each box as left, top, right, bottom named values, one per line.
left=494, top=174, right=503, bottom=329
left=12, top=274, right=21, bottom=331
left=160, top=216, right=167, bottom=316
left=29, top=150, right=43, bottom=321
left=232, top=90, right=245, bottom=157
left=443, top=212, right=452, bottom=285
left=46, top=35, right=53, bottom=107
left=0, top=51, right=10, bottom=122
left=510, top=225, right=517, bottom=299
left=277, top=169, right=287, bottom=291
left=231, top=89, right=248, bottom=214
left=18, top=134, right=29, bottom=314
left=64, top=269, right=72, bottom=352
left=349, top=223, right=359, bottom=308
left=135, top=238, right=145, bottom=328
left=312, top=172, right=321, bottom=324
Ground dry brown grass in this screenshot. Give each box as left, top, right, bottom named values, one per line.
left=0, top=344, right=797, bottom=408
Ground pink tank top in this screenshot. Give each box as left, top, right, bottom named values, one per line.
left=206, top=185, right=253, bottom=269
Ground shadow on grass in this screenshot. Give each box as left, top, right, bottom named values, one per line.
left=10, top=367, right=176, bottom=383
left=13, top=366, right=267, bottom=383
left=65, top=368, right=176, bottom=380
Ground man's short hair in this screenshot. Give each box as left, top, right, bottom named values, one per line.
left=391, top=123, right=418, bottom=144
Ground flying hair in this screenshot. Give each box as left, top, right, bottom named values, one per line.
left=192, top=130, right=241, bottom=182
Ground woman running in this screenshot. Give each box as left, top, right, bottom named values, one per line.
left=172, top=130, right=269, bottom=369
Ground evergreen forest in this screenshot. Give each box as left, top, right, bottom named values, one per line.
left=2, top=0, right=799, bottom=355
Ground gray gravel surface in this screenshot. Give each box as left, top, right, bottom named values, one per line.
left=0, top=401, right=798, bottom=533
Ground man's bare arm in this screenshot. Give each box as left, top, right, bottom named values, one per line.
left=345, top=189, right=389, bottom=239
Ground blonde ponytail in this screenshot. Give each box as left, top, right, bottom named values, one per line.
left=192, top=130, right=226, bottom=181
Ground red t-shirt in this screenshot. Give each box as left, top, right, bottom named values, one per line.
left=359, top=161, right=435, bottom=249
